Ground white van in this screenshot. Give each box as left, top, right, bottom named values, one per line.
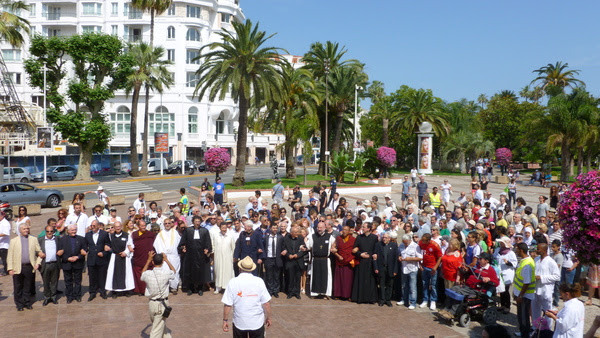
left=141, top=158, right=169, bottom=174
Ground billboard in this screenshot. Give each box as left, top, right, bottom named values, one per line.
left=154, top=132, right=169, bottom=153
left=37, top=127, right=52, bottom=149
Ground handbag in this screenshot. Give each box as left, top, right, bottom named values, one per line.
left=153, top=271, right=173, bottom=318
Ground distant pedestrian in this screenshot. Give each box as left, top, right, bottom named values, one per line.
left=272, top=179, right=284, bottom=205
left=213, top=177, right=225, bottom=206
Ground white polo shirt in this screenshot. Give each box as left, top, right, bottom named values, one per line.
left=0, top=218, right=10, bottom=249
left=221, top=272, right=271, bottom=331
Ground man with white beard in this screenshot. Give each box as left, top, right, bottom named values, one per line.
left=153, top=218, right=181, bottom=294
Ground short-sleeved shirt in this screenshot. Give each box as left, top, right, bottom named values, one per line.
left=418, top=241, right=442, bottom=269
left=141, top=268, right=174, bottom=300
left=513, top=264, right=534, bottom=300
left=213, top=182, right=225, bottom=194
left=402, top=181, right=411, bottom=194
left=222, top=272, right=271, bottom=331
left=0, top=218, right=10, bottom=249
left=416, top=182, right=428, bottom=197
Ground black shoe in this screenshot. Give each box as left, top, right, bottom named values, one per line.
left=66, top=299, right=73, bottom=304
left=171, top=290, right=178, bottom=296
left=272, top=293, right=279, bottom=298
left=76, top=297, right=82, bottom=302
left=100, top=293, right=107, bottom=300
left=57, top=290, right=64, bottom=294
left=111, top=292, right=117, bottom=299
left=52, top=298, right=58, bottom=305
left=378, top=302, right=384, bottom=307
left=125, top=292, right=131, bottom=297
left=287, top=294, right=293, bottom=299
left=187, top=290, right=193, bottom=296
left=295, top=295, right=301, bottom=300
left=88, top=294, right=96, bottom=302
left=198, top=290, right=203, bottom=296
left=17, top=307, right=24, bottom=311
left=43, top=299, right=50, bottom=306
left=386, top=301, right=393, bottom=307
left=25, top=305, right=32, bottom=310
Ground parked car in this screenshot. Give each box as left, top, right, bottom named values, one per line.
left=197, top=162, right=206, bottom=172
left=167, top=160, right=197, bottom=175
left=278, top=158, right=286, bottom=167
left=3, top=167, right=33, bottom=183
left=0, top=183, right=64, bottom=207
left=31, top=165, right=77, bottom=182
left=130, top=158, right=169, bottom=175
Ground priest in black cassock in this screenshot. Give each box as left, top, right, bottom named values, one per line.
left=283, top=226, right=306, bottom=299
left=307, top=222, right=335, bottom=298
left=178, top=216, right=212, bottom=296
left=105, top=222, right=135, bottom=297
left=351, top=222, right=378, bottom=304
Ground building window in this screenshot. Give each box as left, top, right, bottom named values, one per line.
left=124, top=4, right=142, bottom=19
left=167, top=4, right=175, bottom=15
left=186, top=49, right=199, bottom=64
left=186, top=72, right=199, bottom=87
left=150, top=106, right=174, bottom=135
left=111, top=2, right=118, bottom=16
left=110, top=106, right=131, bottom=135
left=44, top=6, right=61, bottom=20
left=8, top=73, right=21, bottom=85
left=82, top=3, right=102, bottom=15
left=221, top=13, right=231, bottom=23
left=1, top=49, right=21, bottom=61
left=82, top=26, right=102, bottom=34
left=111, top=25, right=118, bottom=36
left=167, top=49, right=175, bottom=62
left=29, top=3, right=36, bottom=17
left=167, top=26, right=175, bottom=39
left=186, top=5, right=201, bottom=18
left=216, top=112, right=225, bottom=134
left=186, top=28, right=200, bottom=41
left=188, top=107, right=198, bottom=133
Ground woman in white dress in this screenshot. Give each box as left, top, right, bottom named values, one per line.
left=12, top=206, right=31, bottom=234
left=545, top=283, right=585, bottom=338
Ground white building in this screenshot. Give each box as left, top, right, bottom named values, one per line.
left=1, top=0, right=284, bottom=167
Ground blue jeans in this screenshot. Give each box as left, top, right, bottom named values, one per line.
left=402, top=271, right=417, bottom=306
left=422, top=267, right=438, bottom=303
left=561, top=267, right=576, bottom=285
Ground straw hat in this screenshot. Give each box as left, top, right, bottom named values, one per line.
left=238, top=256, right=257, bottom=272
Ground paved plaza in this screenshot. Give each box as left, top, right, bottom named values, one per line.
left=1, top=174, right=599, bottom=337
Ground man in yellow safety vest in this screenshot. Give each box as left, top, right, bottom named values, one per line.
left=428, top=187, right=442, bottom=212
left=513, top=242, right=535, bottom=337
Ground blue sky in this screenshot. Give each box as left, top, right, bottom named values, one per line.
left=242, top=0, right=600, bottom=105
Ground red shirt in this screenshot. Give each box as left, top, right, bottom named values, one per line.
left=418, top=240, right=442, bottom=269
left=441, top=251, right=463, bottom=282
left=466, top=264, right=500, bottom=292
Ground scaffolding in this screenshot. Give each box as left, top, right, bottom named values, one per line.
left=0, top=51, right=37, bottom=155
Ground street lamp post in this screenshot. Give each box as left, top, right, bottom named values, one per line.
left=43, top=66, right=48, bottom=184
left=353, top=84, right=363, bottom=160
left=324, top=58, right=330, bottom=177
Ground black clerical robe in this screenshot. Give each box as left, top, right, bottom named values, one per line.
left=351, top=233, right=378, bottom=303
left=178, top=226, right=212, bottom=291
left=308, top=232, right=334, bottom=296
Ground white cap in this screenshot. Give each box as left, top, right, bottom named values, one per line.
left=97, top=185, right=104, bottom=191
left=384, top=193, right=391, bottom=199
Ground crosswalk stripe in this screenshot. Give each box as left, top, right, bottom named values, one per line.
left=102, top=182, right=156, bottom=195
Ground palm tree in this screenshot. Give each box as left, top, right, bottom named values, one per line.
left=494, top=90, right=518, bottom=101
left=125, top=43, right=173, bottom=176
left=131, top=0, right=172, bottom=175
left=477, top=94, right=488, bottom=109
left=532, top=62, right=585, bottom=94
left=0, top=0, right=29, bottom=48
left=194, top=19, right=285, bottom=186
left=545, top=87, right=597, bottom=181
left=442, top=131, right=493, bottom=173
left=519, top=85, right=531, bottom=102
left=368, top=81, right=394, bottom=147
left=393, top=88, right=450, bottom=137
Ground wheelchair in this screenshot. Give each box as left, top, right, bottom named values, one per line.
left=438, top=286, right=499, bottom=327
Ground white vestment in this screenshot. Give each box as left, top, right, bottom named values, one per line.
left=532, top=255, right=560, bottom=327
left=211, top=231, right=236, bottom=289
left=306, top=233, right=335, bottom=297
left=154, top=228, right=182, bottom=290
left=105, top=233, right=135, bottom=291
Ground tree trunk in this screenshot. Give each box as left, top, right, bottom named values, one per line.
left=140, top=84, right=150, bottom=176
left=586, top=155, right=592, bottom=173
left=576, top=148, right=583, bottom=176
left=559, top=142, right=571, bottom=182
left=232, top=93, right=249, bottom=186
left=459, top=151, right=466, bottom=173
left=285, top=140, right=296, bottom=179
left=382, top=118, right=389, bottom=148
left=332, top=111, right=343, bottom=153
left=318, top=113, right=326, bottom=175
left=150, top=9, right=155, bottom=46
left=129, top=85, right=141, bottom=176
left=75, top=143, right=93, bottom=181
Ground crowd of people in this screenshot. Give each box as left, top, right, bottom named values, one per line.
left=1, top=174, right=599, bottom=338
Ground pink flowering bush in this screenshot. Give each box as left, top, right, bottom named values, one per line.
left=377, top=146, right=396, bottom=168
left=204, top=147, right=231, bottom=174
left=558, top=171, right=600, bottom=265
left=495, top=148, right=512, bottom=166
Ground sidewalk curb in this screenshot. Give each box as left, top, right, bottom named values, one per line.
left=32, top=180, right=98, bottom=188
left=118, top=173, right=211, bottom=183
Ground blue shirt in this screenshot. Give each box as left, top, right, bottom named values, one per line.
left=402, top=181, right=411, bottom=194
left=213, top=182, right=225, bottom=194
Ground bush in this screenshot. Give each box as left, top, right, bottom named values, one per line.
left=328, top=151, right=351, bottom=183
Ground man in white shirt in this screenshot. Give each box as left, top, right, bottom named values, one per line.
left=85, top=186, right=110, bottom=210
left=398, top=234, right=422, bottom=309
left=222, top=256, right=272, bottom=336
left=65, top=203, right=89, bottom=237
left=39, top=225, right=60, bottom=305
left=439, top=180, right=452, bottom=206
left=532, top=243, right=560, bottom=328
left=0, top=211, right=10, bottom=274
left=383, top=200, right=395, bottom=220
left=133, top=193, right=147, bottom=213
left=140, top=252, right=176, bottom=338
left=482, top=191, right=500, bottom=211
left=87, top=205, right=109, bottom=228
left=474, top=184, right=484, bottom=202
left=410, top=167, right=418, bottom=186
left=245, top=197, right=261, bottom=215
left=511, top=213, right=524, bottom=234
left=328, top=192, right=340, bottom=211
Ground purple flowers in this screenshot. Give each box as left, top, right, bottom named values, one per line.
left=377, top=146, right=396, bottom=168
left=495, top=148, right=512, bottom=166
left=558, top=171, right=600, bottom=265
left=204, top=147, right=231, bottom=174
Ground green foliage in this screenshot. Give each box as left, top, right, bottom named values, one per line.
left=350, top=155, right=367, bottom=183
left=327, top=151, right=351, bottom=182
left=0, top=0, right=30, bottom=48
left=361, top=146, right=380, bottom=177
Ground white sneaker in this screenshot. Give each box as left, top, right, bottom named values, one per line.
left=408, top=305, right=415, bottom=310
left=429, top=302, right=436, bottom=311
left=396, top=301, right=404, bottom=306
left=419, top=301, right=428, bottom=308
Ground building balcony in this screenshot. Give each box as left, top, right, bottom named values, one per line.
left=207, top=133, right=236, bottom=143
left=40, top=0, right=78, bottom=3
left=41, top=13, right=78, bottom=25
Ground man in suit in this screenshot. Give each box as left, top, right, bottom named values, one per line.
left=283, top=226, right=306, bottom=299
left=38, top=225, right=60, bottom=305
left=7, top=223, right=42, bottom=311
left=263, top=223, right=285, bottom=297
left=85, top=220, right=111, bottom=301
left=233, top=221, right=265, bottom=277
left=57, top=225, right=87, bottom=303
left=373, top=232, right=398, bottom=307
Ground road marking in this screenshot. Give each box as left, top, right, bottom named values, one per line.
left=101, top=182, right=156, bottom=195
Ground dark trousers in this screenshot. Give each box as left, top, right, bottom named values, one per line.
left=13, top=263, right=35, bottom=309
left=63, top=268, right=83, bottom=300
left=88, top=264, right=108, bottom=295
left=286, top=262, right=301, bottom=296
left=233, top=323, right=264, bottom=338
left=418, top=195, right=425, bottom=209
left=378, top=272, right=393, bottom=302
left=42, top=262, right=60, bottom=299
left=500, top=283, right=511, bottom=309
left=0, top=248, right=7, bottom=274
left=264, top=258, right=280, bottom=294
left=214, top=193, right=223, bottom=205
left=516, top=297, right=532, bottom=337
